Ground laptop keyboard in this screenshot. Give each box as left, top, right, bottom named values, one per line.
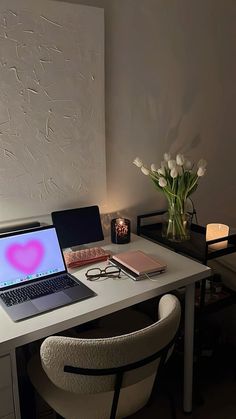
left=0, top=275, right=77, bottom=307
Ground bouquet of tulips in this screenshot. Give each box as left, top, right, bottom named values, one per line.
left=133, top=152, right=207, bottom=241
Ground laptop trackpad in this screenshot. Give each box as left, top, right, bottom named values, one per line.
left=32, top=292, right=71, bottom=311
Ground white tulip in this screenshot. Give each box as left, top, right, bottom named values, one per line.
left=158, top=177, right=167, bottom=187
left=184, top=159, right=192, bottom=170
left=176, top=153, right=185, bottom=166
left=197, top=159, right=207, bottom=169
left=197, top=167, right=206, bottom=177
left=141, top=166, right=150, bottom=175
left=133, top=157, right=143, bottom=167
left=151, top=163, right=158, bottom=172
left=168, top=159, right=177, bottom=170
left=170, top=167, right=178, bottom=178
left=161, top=160, right=168, bottom=169
left=164, top=152, right=171, bottom=162
left=177, top=165, right=183, bottom=175
left=157, top=167, right=165, bottom=175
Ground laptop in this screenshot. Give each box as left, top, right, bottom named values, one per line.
left=0, top=225, right=96, bottom=322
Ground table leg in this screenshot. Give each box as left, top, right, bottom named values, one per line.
left=183, top=282, right=195, bottom=413
left=10, top=349, right=21, bottom=419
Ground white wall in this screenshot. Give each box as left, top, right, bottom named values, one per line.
left=0, top=0, right=106, bottom=222
left=67, top=0, right=236, bottom=232
left=2, top=0, right=236, bottom=232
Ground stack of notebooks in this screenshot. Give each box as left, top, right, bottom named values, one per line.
left=109, top=250, right=167, bottom=281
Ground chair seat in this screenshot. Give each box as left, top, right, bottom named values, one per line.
left=28, top=353, right=155, bottom=419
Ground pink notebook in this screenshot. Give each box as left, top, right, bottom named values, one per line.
left=112, top=250, right=167, bottom=276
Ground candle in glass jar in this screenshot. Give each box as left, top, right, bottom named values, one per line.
left=111, top=218, right=131, bottom=244
left=206, top=223, right=229, bottom=250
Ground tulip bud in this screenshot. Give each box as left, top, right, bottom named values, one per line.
left=161, top=160, right=168, bottom=169
left=197, top=167, right=206, bottom=177
left=168, top=159, right=177, bottom=170
left=158, top=177, right=167, bottom=187
left=151, top=163, right=158, bottom=172
left=177, top=165, right=183, bottom=175
left=164, top=152, right=171, bottom=162
left=157, top=167, right=165, bottom=175
left=176, top=153, right=185, bottom=166
left=133, top=157, right=143, bottom=167
left=141, top=166, right=150, bottom=175
left=184, top=159, right=192, bottom=170
left=170, top=167, right=178, bottom=178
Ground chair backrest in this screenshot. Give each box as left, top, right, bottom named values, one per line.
left=40, top=294, right=180, bottom=397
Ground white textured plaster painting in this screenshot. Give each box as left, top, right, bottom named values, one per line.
left=0, top=0, right=105, bottom=221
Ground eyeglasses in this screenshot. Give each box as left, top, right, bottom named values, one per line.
left=85, top=266, right=121, bottom=281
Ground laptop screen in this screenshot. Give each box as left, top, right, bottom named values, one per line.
left=0, top=227, right=66, bottom=290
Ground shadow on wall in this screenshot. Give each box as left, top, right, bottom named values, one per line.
left=165, top=115, right=202, bottom=155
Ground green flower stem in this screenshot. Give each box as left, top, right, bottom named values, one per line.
left=148, top=167, right=199, bottom=241
left=166, top=202, right=190, bottom=241
left=184, top=175, right=199, bottom=201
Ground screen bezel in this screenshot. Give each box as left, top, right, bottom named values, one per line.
left=0, top=225, right=67, bottom=291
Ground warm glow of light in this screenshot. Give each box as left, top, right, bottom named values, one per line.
left=111, top=217, right=131, bottom=244
left=206, top=223, right=229, bottom=250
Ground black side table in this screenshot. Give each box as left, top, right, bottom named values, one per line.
left=137, top=210, right=236, bottom=407
left=137, top=210, right=236, bottom=309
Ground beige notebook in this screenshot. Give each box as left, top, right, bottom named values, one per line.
left=112, top=250, right=167, bottom=276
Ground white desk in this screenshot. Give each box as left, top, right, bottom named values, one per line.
left=0, top=234, right=211, bottom=418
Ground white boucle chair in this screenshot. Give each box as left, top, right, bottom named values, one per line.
left=28, top=294, right=181, bottom=419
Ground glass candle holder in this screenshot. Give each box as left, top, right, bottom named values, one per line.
left=111, top=218, right=130, bottom=244
left=206, top=223, right=229, bottom=250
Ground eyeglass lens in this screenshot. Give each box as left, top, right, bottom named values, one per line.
left=86, top=266, right=121, bottom=280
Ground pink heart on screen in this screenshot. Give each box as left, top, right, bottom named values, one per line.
left=6, top=240, right=44, bottom=275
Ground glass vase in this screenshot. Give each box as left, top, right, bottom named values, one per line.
left=162, top=203, right=191, bottom=242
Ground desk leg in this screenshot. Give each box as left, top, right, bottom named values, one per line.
left=10, top=349, right=21, bottom=419
left=183, top=282, right=195, bottom=413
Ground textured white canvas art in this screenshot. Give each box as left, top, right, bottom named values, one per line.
left=0, top=0, right=105, bottom=222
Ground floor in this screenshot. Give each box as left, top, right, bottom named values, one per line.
left=131, top=339, right=236, bottom=419
left=28, top=346, right=236, bottom=419
left=21, top=303, right=236, bottom=419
